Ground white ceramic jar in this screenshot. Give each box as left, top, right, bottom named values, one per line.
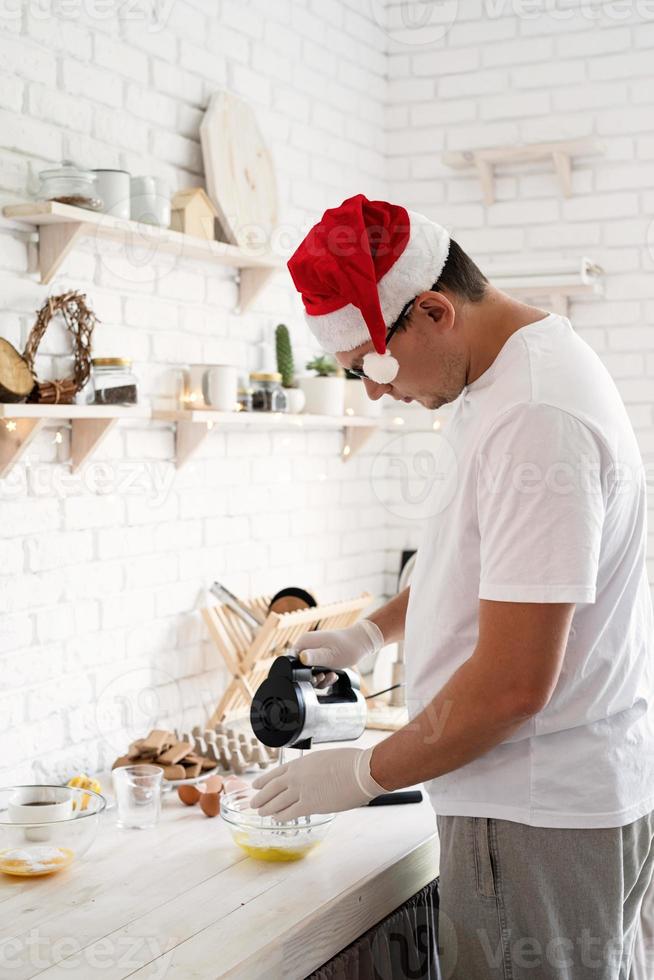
left=205, top=365, right=238, bottom=411
left=130, top=176, right=171, bottom=227
left=92, top=169, right=131, bottom=219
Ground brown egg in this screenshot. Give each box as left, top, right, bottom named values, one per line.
left=178, top=784, right=201, bottom=807
left=200, top=791, right=221, bottom=818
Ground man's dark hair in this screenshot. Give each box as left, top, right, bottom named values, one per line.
left=433, top=238, right=487, bottom=302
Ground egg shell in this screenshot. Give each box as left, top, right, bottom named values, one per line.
left=200, top=792, right=221, bottom=818
left=202, top=775, right=223, bottom=795
left=223, top=776, right=249, bottom=793
left=178, top=784, right=201, bottom=806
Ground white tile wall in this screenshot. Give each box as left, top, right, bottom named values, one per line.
left=0, top=0, right=652, bottom=783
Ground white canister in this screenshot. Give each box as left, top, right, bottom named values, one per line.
left=92, top=169, right=130, bottom=219
left=205, top=365, right=238, bottom=412
left=130, top=176, right=171, bottom=227
left=182, top=364, right=208, bottom=407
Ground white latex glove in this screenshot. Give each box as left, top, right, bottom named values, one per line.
left=297, top=619, right=384, bottom=690
left=250, top=745, right=389, bottom=820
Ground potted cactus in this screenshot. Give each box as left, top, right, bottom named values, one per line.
left=275, top=323, right=305, bottom=414
left=299, top=354, right=345, bottom=416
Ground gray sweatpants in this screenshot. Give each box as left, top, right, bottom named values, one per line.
left=436, top=812, right=654, bottom=980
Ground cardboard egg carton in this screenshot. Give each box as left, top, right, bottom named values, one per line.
left=175, top=722, right=280, bottom=776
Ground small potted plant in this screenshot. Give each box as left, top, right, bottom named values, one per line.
left=275, top=323, right=305, bottom=414
left=299, top=354, right=345, bottom=416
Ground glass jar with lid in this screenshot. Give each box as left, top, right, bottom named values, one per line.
left=88, top=358, right=138, bottom=406
left=38, top=161, right=103, bottom=211
left=249, top=372, right=287, bottom=412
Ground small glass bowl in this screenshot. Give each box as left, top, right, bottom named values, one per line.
left=0, top=785, right=106, bottom=877
left=220, top=788, right=334, bottom=862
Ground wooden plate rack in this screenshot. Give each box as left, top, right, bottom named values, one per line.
left=203, top=592, right=373, bottom=727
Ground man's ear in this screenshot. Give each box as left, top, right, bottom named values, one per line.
left=415, top=291, right=455, bottom=333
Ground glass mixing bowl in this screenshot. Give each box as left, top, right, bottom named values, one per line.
left=220, top=788, right=334, bottom=862
left=0, top=785, right=106, bottom=877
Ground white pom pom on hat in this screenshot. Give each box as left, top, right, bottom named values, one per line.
left=287, top=194, right=450, bottom=379
left=362, top=350, right=399, bottom=385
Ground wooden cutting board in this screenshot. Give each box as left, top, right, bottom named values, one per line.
left=200, top=89, right=279, bottom=251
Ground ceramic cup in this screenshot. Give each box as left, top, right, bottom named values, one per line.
left=205, top=365, right=238, bottom=411
left=9, top=786, right=74, bottom=842
left=92, top=170, right=130, bottom=219
left=182, top=364, right=208, bottom=407
left=130, top=176, right=171, bottom=227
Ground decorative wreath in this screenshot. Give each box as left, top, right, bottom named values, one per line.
left=24, top=291, right=98, bottom=404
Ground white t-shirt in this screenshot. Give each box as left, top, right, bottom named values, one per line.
left=404, top=312, right=654, bottom=828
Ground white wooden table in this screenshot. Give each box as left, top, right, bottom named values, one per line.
left=0, top=731, right=439, bottom=980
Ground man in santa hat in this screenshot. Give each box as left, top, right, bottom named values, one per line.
left=250, top=195, right=654, bottom=979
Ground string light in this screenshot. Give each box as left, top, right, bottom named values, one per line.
left=53, top=430, right=63, bottom=445
left=5, top=420, right=17, bottom=432
left=343, top=445, right=351, bottom=458
left=433, top=419, right=441, bottom=431
left=345, top=407, right=354, bottom=416
left=392, top=416, right=405, bottom=426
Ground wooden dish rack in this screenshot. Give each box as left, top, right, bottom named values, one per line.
left=203, top=592, right=375, bottom=727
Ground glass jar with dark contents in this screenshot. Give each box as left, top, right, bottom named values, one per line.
left=88, top=358, right=138, bottom=405
left=250, top=372, right=287, bottom=412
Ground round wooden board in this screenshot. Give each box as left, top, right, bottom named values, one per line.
left=200, top=89, right=278, bottom=251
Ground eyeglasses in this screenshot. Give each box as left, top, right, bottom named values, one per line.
left=347, top=295, right=416, bottom=382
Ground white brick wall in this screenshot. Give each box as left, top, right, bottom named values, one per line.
left=385, top=0, right=654, bottom=591
left=0, top=0, right=389, bottom=784
left=1, top=0, right=652, bottom=784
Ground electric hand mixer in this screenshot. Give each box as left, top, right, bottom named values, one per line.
left=250, top=653, right=422, bottom=805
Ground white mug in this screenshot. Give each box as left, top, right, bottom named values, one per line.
left=205, top=365, right=238, bottom=411
left=130, top=176, right=171, bottom=227
left=183, top=364, right=208, bottom=407
left=9, top=786, right=74, bottom=842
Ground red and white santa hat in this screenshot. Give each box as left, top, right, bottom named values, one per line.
left=287, top=194, right=450, bottom=384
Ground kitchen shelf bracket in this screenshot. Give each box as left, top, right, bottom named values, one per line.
left=70, top=416, right=118, bottom=472
left=39, top=220, right=85, bottom=284
left=342, top=424, right=376, bottom=461
left=175, top=419, right=214, bottom=469
left=0, top=416, right=45, bottom=478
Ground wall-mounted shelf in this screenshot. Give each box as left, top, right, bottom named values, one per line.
left=443, top=138, right=603, bottom=205
left=0, top=403, right=149, bottom=477
left=486, top=256, right=603, bottom=315
left=152, top=409, right=379, bottom=468
left=1, top=201, right=283, bottom=310
left=0, top=403, right=380, bottom=476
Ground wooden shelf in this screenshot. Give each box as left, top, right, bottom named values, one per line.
left=0, top=403, right=379, bottom=476
left=1, top=201, right=283, bottom=309
left=152, top=408, right=379, bottom=468
left=443, top=138, right=603, bottom=205
left=0, top=403, right=149, bottom=477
